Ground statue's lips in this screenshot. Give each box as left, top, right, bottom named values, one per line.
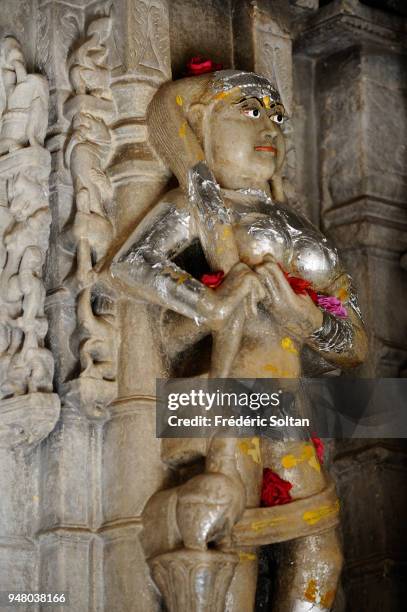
left=254, top=145, right=277, bottom=154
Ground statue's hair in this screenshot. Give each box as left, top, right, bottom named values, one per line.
left=147, top=74, right=211, bottom=190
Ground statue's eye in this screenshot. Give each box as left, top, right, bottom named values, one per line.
left=271, top=114, right=284, bottom=124
left=243, top=108, right=261, bottom=118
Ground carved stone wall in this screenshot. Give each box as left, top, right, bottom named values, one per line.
left=0, top=1, right=405, bottom=611
left=294, top=2, right=407, bottom=610
left=0, top=6, right=61, bottom=597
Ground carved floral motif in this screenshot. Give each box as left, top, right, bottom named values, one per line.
left=125, top=0, right=170, bottom=78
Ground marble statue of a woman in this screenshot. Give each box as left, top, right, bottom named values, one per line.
left=111, top=71, right=367, bottom=612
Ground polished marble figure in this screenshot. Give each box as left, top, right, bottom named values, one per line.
left=111, top=70, right=367, bottom=612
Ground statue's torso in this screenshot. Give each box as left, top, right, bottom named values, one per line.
left=222, top=190, right=340, bottom=291
left=116, top=188, right=342, bottom=378
left=188, top=190, right=338, bottom=378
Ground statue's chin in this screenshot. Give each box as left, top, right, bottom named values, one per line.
left=215, top=175, right=274, bottom=192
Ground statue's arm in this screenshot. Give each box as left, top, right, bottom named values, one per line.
left=306, top=272, right=368, bottom=368
left=111, top=200, right=212, bottom=323
left=256, top=256, right=367, bottom=368
left=111, top=199, right=264, bottom=330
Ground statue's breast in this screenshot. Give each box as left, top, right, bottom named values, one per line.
left=232, top=202, right=340, bottom=290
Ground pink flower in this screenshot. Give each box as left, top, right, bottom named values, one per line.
left=317, top=295, right=348, bottom=318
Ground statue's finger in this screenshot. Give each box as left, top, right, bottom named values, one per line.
left=250, top=292, right=258, bottom=317
left=265, top=263, right=296, bottom=297
left=262, top=276, right=283, bottom=305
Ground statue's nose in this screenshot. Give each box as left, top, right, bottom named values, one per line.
left=260, top=120, right=278, bottom=141
left=262, top=130, right=277, bottom=143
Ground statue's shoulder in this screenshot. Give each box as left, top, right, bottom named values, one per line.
left=274, top=201, right=320, bottom=235
left=112, top=188, right=191, bottom=264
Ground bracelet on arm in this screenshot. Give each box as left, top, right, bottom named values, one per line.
left=309, top=309, right=354, bottom=353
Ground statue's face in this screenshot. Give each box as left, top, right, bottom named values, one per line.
left=205, top=95, right=285, bottom=190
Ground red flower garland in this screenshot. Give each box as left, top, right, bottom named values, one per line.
left=200, top=267, right=345, bottom=323
left=281, top=269, right=318, bottom=304
left=261, top=468, right=293, bottom=507
left=186, top=56, right=223, bottom=76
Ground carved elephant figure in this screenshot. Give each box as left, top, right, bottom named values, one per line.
left=176, top=471, right=246, bottom=551
left=142, top=439, right=247, bottom=558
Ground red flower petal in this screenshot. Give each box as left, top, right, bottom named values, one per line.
left=201, top=271, right=225, bottom=288
left=311, top=436, right=324, bottom=464
left=186, top=56, right=223, bottom=76
left=281, top=267, right=318, bottom=303
left=307, top=288, right=318, bottom=304
left=261, top=468, right=293, bottom=507
left=288, top=276, right=310, bottom=295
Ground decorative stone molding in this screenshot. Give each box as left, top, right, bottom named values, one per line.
left=295, top=0, right=407, bottom=57
left=149, top=550, right=239, bottom=612
left=0, top=35, right=60, bottom=448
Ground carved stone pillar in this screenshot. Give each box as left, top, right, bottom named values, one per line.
left=105, top=2, right=174, bottom=609
left=30, top=1, right=174, bottom=609
left=0, top=28, right=60, bottom=596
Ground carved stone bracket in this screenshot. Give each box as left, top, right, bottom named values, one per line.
left=0, top=392, right=60, bottom=450
left=295, top=0, right=407, bottom=57
left=61, top=377, right=114, bottom=422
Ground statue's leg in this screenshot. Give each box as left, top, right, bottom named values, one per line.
left=224, top=548, right=258, bottom=612
left=273, top=528, right=342, bottom=612
left=262, top=439, right=343, bottom=611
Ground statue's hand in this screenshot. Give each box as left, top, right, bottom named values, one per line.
left=255, top=257, right=323, bottom=339
left=201, top=262, right=266, bottom=331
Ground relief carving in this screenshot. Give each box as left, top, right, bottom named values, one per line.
left=0, top=37, right=49, bottom=155
left=62, top=15, right=118, bottom=419
left=254, top=19, right=298, bottom=210
left=0, top=36, right=59, bottom=448
left=125, top=0, right=170, bottom=79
